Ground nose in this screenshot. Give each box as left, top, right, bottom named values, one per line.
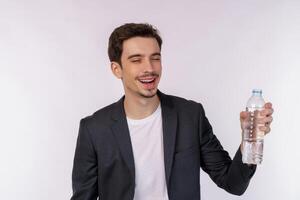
left=143, top=58, right=155, bottom=73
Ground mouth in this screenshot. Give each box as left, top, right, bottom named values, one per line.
left=138, top=76, right=158, bottom=89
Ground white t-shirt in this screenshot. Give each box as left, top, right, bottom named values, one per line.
left=126, top=103, right=169, bottom=200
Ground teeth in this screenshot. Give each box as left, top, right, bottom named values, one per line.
left=139, top=78, right=155, bottom=83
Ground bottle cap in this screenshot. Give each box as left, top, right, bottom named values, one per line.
left=252, top=89, right=262, bottom=95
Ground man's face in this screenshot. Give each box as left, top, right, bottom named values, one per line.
left=118, top=37, right=162, bottom=99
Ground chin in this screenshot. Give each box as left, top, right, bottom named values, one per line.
left=139, top=89, right=157, bottom=98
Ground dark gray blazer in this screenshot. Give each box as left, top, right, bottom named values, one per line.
left=71, top=90, right=256, bottom=200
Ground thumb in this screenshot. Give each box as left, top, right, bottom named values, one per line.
left=240, top=111, right=248, bottom=120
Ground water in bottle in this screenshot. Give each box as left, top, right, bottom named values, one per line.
left=242, top=89, right=265, bottom=164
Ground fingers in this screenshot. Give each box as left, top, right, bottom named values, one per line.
left=241, top=113, right=273, bottom=125
left=261, top=102, right=274, bottom=116
left=256, top=116, right=273, bottom=124
left=240, top=103, right=274, bottom=134
left=240, top=111, right=249, bottom=120
left=240, top=112, right=273, bottom=134
left=264, top=102, right=272, bottom=109
left=259, top=126, right=271, bottom=134
left=261, top=108, right=274, bottom=117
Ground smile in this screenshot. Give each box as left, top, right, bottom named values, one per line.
left=138, top=76, right=156, bottom=84
left=137, top=76, right=157, bottom=89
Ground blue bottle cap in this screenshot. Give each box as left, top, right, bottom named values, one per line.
left=252, top=89, right=262, bottom=95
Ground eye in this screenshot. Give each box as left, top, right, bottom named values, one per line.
left=152, top=57, right=161, bottom=61
left=131, top=59, right=141, bottom=63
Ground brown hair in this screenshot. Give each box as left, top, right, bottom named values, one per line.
left=108, top=23, right=162, bottom=65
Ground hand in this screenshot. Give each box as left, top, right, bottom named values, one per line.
left=258, top=102, right=274, bottom=135
left=239, top=102, right=274, bottom=152
left=240, top=102, right=274, bottom=136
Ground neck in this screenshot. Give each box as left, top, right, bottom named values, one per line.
left=124, top=92, right=160, bottom=120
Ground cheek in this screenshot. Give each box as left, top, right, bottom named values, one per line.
left=122, top=69, right=138, bottom=83
left=155, top=66, right=162, bottom=75
left=155, top=63, right=162, bottom=72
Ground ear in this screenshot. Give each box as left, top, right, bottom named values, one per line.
left=110, top=62, right=123, bottom=79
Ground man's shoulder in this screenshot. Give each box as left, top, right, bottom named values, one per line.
left=80, top=100, right=119, bottom=126
left=164, top=93, right=203, bottom=109
left=162, top=93, right=206, bottom=122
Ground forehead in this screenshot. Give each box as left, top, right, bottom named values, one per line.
left=122, top=37, right=160, bottom=57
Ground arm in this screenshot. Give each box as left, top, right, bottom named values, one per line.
left=198, top=104, right=256, bottom=196
left=71, top=119, right=98, bottom=200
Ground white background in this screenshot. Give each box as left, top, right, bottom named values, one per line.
left=1, top=0, right=299, bottom=199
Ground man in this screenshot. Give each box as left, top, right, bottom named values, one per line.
left=71, top=23, right=274, bottom=200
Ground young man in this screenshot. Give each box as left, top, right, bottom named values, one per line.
left=71, top=23, right=274, bottom=200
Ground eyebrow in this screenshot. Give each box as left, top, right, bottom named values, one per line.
left=127, top=52, right=161, bottom=60
left=151, top=53, right=161, bottom=57
left=127, top=54, right=142, bottom=60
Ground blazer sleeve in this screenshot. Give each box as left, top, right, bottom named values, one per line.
left=198, top=104, right=256, bottom=196
left=71, top=118, right=98, bottom=200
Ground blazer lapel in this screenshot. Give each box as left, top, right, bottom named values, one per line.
left=157, top=90, right=178, bottom=187
left=110, top=96, right=135, bottom=180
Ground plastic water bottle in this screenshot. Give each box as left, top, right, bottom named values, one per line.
left=242, top=89, right=265, bottom=164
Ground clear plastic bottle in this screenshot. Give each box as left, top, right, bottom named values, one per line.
left=242, top=89, right=265, bottom=164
